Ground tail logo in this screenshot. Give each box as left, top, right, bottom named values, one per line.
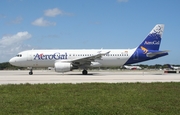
left=140, top=46, right=148, bottom=54
left=153, top=25, right=163, bottom=34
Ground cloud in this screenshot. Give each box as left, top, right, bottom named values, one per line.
left=0, top=31, right=31, bottom=47
left=32, top=17, right=56, bottom=26
left=44, top=8, right=73, bottom=17
left=44, top=8, right=63, bottom=17
left=32, top=8, right=72, bottom=27
left=0, top=31, right=32, bottom=62
left=117, top=0, right=128, bottom=3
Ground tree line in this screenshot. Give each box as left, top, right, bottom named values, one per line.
left=0, top=62, right=25, bottom=70
left=0, top=62, right=179, bottom=70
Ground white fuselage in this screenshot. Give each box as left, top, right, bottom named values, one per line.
left=9, top=49, right=136, bottom=68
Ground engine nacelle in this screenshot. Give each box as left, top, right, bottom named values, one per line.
left=54, top=62, right=72, bottom=73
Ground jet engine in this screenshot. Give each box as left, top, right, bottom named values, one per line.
left=54, top=62, right=72, bottom=73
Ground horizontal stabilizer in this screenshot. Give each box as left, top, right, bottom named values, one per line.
left=146, top=50, right=169, bottom=58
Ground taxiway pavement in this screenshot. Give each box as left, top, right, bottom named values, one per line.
left=0, top=70, right=180, bottom=85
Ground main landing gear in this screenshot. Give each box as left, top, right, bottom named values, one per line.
left=28, top=68, right=33, bottom=75
left=82, top=69, right=88, bottom=75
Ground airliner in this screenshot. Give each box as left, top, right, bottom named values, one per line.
left=9, top=24, right=168, bottom=75
left=123, top=65, right=142, bottom=70
left=167, top=64, right=180, bottom=70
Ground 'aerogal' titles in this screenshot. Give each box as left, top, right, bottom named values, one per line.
left=144, top=41, right=160, bottom=45
left=34, top=52, right=68, bottom=60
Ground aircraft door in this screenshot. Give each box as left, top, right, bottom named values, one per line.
left=27, top=51, right=38, bottom=67
left=27, top=51, right=32, bottom=61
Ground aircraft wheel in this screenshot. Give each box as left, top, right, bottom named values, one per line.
left=28, top=67, right=33, bottom=75
left=82, top=70, right=88, bottom=75
left=29, top=72, right=33, bottom=75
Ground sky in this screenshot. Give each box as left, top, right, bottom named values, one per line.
left=0, top=0, right=180, bottom=65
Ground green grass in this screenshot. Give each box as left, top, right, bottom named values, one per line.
left=1, top=83, right=180, bottom=115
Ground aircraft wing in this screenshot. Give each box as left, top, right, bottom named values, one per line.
left=146, top=50, right=169, bottom=58
left=59, top=51, right=110, bottom=67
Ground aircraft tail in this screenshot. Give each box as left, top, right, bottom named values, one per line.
left=167, top=64, right=174, bottom=69
left=137, top=24, right=164, bottom=51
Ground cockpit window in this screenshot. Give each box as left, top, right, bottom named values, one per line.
left=16, top=54, right=22, bottom=57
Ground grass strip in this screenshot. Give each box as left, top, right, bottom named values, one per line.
left=0, top=82, right=180, bottom=115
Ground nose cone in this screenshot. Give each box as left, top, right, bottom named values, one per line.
left=9, top=58, right=19, bottom=66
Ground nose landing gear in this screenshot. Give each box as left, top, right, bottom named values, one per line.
left=28, top=67, right=33, bottom=75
